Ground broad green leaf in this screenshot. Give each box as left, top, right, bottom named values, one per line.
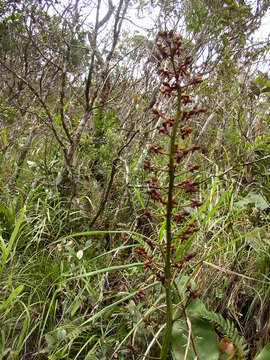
left=254, top=344, right=270, bottom=360
left=53, top=114, right=61, bottom=126
left=0, top=235, right=8, bottom=263
left=172, top=298, right=219, bottom=360
left=14, top=310, right=30, bottom=359
left=262, top=86, right=270, bottom=93
left=173, top=275, right=197, bottom=302
left=236, top=193, right=269, bottom=210
left=70, top=299, right=82, bottom=317
left=4, top=206, right=25, bottom=263
left=134, top=186, right=145, bottom=208
left=0, top=284, right=24, bottom=314
left=56, top=328, right=67, bottom=340
left=172, top=315, right=219, bottom=360
left=45, top=333, right=56, bottom=346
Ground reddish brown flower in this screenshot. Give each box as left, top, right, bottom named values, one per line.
left=191, top=76, right=203, bottom=85
left=189, top=164, right=200, bottom=172
left=147, top=188, right=163, bottom=203
left=176, top=148, right=189, bottom=163
left=144, top=259, right=152, bottom=269
left=190, top=199, right=203, bottom=208
left=179, top=127, right=193, bottom=139
left=162, top=196, right=177, bottom=206
left=136, top=288, right=146, bottom=300
left=180, top=223, right=200, bottom=242
left=178, top=179, right=199, bottom=193
left=152, top=107, right=161, bottom=116
left=156, top=272, right=166, bottom=284
left=158, top=123, right=169, bottom=134
left=189, top=144, right=201, bottom=152
left=149, top=144, right=163, bottom=154
left=144, top=160, right=154, bottom=171
left=121, top=233, right=128, bottom=242
left=146, top=238, right=155, bottom=249
left=174, top=209, right=188, bottom=223
left=181, top=94, right=192, bottom=104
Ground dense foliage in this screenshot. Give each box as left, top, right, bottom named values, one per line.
left=0, top=0, right=270, bottom=359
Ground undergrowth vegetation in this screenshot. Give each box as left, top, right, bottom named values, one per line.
left=1, top=0, right=270, bottom=359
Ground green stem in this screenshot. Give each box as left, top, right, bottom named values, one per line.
left=160, top=90, right=181, bottom=359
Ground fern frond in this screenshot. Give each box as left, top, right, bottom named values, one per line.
left=67, top=325, right=86, bottom=341
left=199, top=309, right=248, bottom=358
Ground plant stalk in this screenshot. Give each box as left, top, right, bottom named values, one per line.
left=160, top=89, right=182, bottom=359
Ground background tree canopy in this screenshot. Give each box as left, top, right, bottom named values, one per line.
left=0, top=0, right=270, bottom=359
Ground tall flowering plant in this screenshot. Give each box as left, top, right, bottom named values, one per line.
left=141, top=30, right=207, bottom=358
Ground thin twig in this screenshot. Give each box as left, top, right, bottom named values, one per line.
left=173, top=280, right=200, bottom=359
left=89, top=130, right=139, bottom=228
left=142, top=323, right=166, bottom=360
left=184, top=317, right=192, bottom=360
